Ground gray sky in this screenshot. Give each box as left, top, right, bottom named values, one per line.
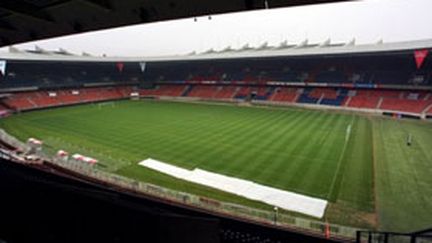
left=2, top=0, right=432, bottom=57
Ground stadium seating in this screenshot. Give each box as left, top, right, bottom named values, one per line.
left=163, top=85, right=187, bottom=96
left=35, top=93, right=60, bottom=106
left=379, top=91, right=432, bottom=113
left=344, top=89, right=432, bottom=113
left=426, top=106, right=432, bottom=116
left=187, top=85, right=219, bottom=98
left=297, top=88, right=319, bottom=104
left=57, top=90, right=83, bottom=104
left=346, top=90, right=382, bottom=109
left=347, top=96, right=380, bottom=109
left=251, top=86, right=273, bottom=100
left=4, top=92, right=36, bottom=110
left=380, top=99, right=432, bottom=113
left=142, top=84, right=432, bottom=114
left=82, top=88, right=107, bottom=102
left=119, top=86, right=134, bottom=97
left=269, top=87, right=299, bottom=102
left=140, top=85, right=186, bottom=97
left=308, top=88, right=346, bottom=106
left=320, top=91, right=348, bottom=106
left=1, top=53, right=431, bottom=116
left=213, top=86, right=238, bottom=99
left=295, top=87, right=348, bottom=106
left=234, top=86, right=251, bottom=99
left=141, top=85, right=273, bottom=101
left=2, top=86, right=132, bottom=111
left=3, top=84, right=431, bottom=116
left=140, top=86, right=165, bottom=96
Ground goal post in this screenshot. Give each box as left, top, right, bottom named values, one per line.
left=97, top=102, right=116, bottom=109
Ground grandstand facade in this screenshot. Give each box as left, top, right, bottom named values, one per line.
left=1, top=39, right=431, bottom=119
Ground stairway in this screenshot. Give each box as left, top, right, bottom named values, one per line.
left=376, top=97, right=384, bottom=109
left=27, top=97, right=38, bottom=108
left=231, top=87, right=241, bottom=99
left=265, top=87, right=276, bottom=100
left=344, top=96, right=352, bottom=107
left=422, top=103, right=432, bottom=114
left=181, top=85, right=193, bottom=97
left=317, top=94, right=325, bottom=104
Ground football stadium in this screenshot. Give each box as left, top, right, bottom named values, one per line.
left=0, top=1, right=432, bottom=243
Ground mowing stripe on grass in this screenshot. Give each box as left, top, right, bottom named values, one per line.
left=327, top=115, right=355, bottom=201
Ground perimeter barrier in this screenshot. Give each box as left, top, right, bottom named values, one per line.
left=0, top=129, right=363, bottom=240
left=49, top=153, right=362, bottom=240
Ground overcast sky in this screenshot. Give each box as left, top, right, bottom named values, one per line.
left=2, top=0, right=432, bottom=57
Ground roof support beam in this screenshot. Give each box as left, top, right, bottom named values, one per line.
left=79, top=0, right=113, bottom=12
left=0, top=19, right=16, bottom=31
left=0, top=36, right=11, bottom=46
left=0, top=0, right=54, bottom=22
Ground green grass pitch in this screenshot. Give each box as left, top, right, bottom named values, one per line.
left=1, top=100, right=432, bottom=232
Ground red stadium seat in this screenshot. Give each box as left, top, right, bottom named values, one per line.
left=270, top=87, right=299, bottom=102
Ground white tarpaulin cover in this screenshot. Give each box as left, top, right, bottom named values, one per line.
left=139, top=158, right=327, bottom=218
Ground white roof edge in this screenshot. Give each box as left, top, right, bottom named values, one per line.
left=1, top=39, right=432, bottom=63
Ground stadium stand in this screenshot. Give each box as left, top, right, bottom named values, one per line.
left=346, top=90, right=382, bottom=109
left=4, top=83, right=432, bottom=117
left=0, top=41, right=431, bottom=118
left=297, top=88, right=319, bottom=104
left=188, top=85, right=220, bottom=98
left=213, top=86, right=238, bottom=99
left=140, top=85, right=186, bottom=97
left=251, top=86, right=273, bottom=100
left=81, top=88, right=103, bottom=102
left=300, top=87, right=348, bottom=106
left=2, top=86, right=132, bottom=110
left=342, top=89, right=432, bottom=113
left=380, top=92, right=432, bottom=114
left=30, top=91, right=60, bottom=107
left=4, top=92, right=36, bottom=110
left=426, top=106, right=432, bottom=116
left=320, top=89, right=348, bottom=106
left=234, top=86, right=252, bottom=99
left=57, top=90, right=83, bottom=104
left=269, top=87, right=299, bottom=102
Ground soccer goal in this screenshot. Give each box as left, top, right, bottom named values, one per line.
left=97, top=102, right=116, bottom=109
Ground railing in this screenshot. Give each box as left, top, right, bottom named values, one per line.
left=48, top=156, right=362, bottom=240
left=356, top=230, right=432, bottom=243
left=0, top=129, right=31, bottom=152
left=0, top=129, right=363, bottom=240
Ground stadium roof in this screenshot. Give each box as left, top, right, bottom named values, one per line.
left=1, top=38, right=432, bottom=62
left=0, top=0, right=354, bottom=47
